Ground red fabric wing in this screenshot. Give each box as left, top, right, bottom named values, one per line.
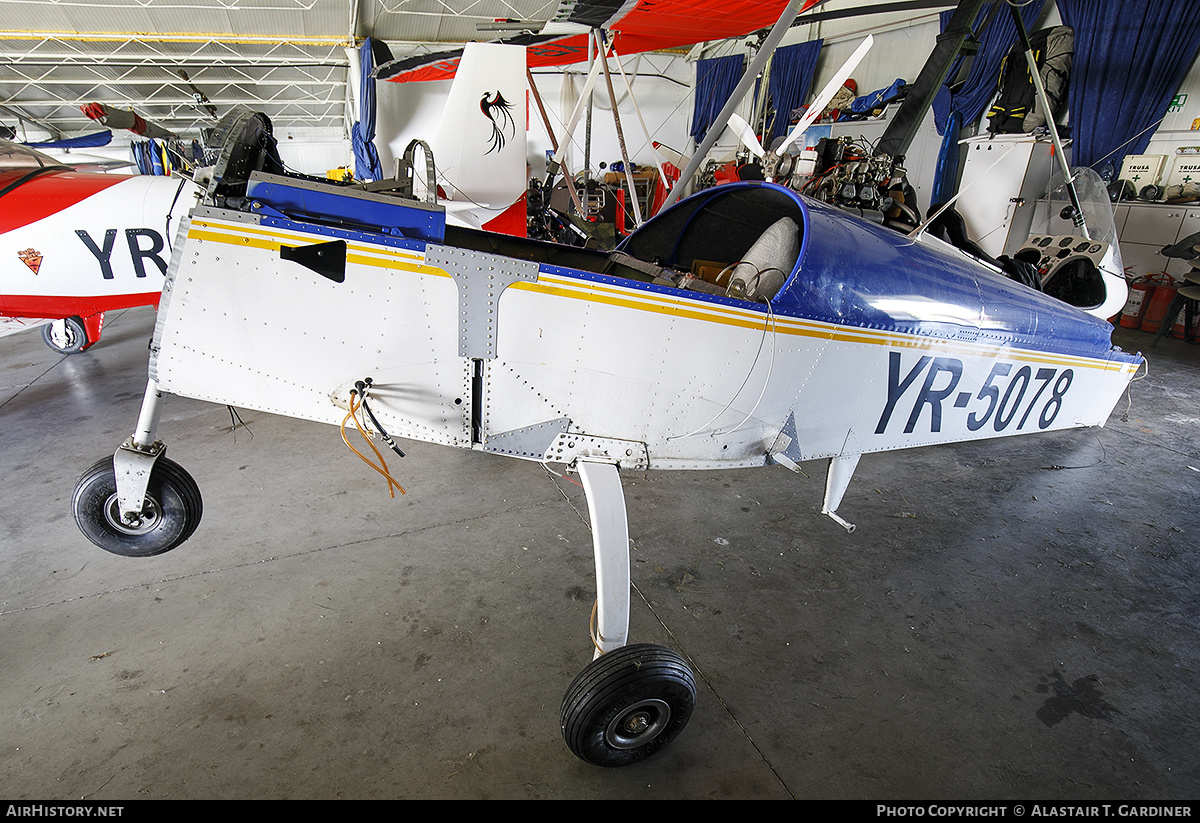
left=385, top=0, right=825, bottom=83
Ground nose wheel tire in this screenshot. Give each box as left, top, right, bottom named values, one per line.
left=73, top=455, right=203, bottom=557
left=560, top=643, right=696, bottom=767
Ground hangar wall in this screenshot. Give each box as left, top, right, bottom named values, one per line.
left=367, top=13, right=947, bottom=200
left=60, top=4, right=1200, bottom=206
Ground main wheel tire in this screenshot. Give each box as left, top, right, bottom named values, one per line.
left=41, top=317, right=88, bottom=354
left=560, top=643, right=696, bottom=767
left=72, top=455, right=203, bottom=557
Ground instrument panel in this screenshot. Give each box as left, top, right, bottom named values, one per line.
left=1015, top=234, right=1108, bottom=275
left=1013, top=234, right=1111, bottom=310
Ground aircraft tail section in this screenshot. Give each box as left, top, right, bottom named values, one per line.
left=431, top=42, right=527, bottom=235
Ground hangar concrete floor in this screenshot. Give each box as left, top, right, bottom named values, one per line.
left=0, top=305, right=1197, bottom=800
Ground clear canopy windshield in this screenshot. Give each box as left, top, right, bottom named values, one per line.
left=0, top=140, right=68, bottom=172
left=1039, top=165, right=1123, bottom=272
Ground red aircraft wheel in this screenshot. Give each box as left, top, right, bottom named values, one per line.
left=41, top=316, right=87, bottom=355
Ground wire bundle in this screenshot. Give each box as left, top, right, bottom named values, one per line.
left=340, top=389, right=406, bottom=498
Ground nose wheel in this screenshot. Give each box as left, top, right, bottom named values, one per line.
left=560, top=643, right=696, bottom=767
left=73, top=455, right=203, bottom=557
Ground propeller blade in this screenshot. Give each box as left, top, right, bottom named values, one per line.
left=727, top=113, right=765, bottom=158
left=177, top=69, right=219, bottom=119
left=780, top=34, right=873, bottom=153
left=652, top=141, right=690, bottom=170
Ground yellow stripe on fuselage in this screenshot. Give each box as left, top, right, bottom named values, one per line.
left=188, top=219, right=1139, bottom=377
left=188, top=219, right=436, bottom=275
left=518, top=272, right=1136, bottom=375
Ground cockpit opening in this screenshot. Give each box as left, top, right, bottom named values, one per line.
left=204, top=111, right=804, bottom=306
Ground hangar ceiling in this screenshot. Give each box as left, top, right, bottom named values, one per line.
left=0, top=0, right=564, bottom=141
left=0, top=0, right=950, bottom=145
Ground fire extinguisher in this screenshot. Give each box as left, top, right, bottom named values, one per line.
left=1140, top=277, right=1180, bottom=334
left=1120, top=274, right=1159, bottom=329
left=1172, top=307, right=1190, bottom=340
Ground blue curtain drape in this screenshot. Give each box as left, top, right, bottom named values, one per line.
left=930, top=0, right=1046, bottom=136
left=1057, top=0, right=1200, bottom=174
left=352, top=37, right=385, bottom=182
left=690, top=53, right=745, bottom=144
left=929, top=0, right=1045, bottom=204
left=930, top=110, right=963, bottom=206
left=766, top=39, right=823, bottom=145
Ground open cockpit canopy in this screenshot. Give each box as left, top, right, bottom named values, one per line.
left=0, top=140, right=67, bottom=173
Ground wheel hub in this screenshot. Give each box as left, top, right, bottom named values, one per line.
left=103, top=493, right=161, bottom=535
left=605, top=698, right=671, bottom=750
left=47, top=321, right=77, bottom=350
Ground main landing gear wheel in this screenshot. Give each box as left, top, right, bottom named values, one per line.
left=72, top=456, right=203, bottom=557
left=41, top=316, right=87, bottom=354
left=560, top=643, right=696, bottom=767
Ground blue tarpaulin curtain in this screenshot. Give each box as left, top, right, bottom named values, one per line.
left=929, top=0, right=1045, bottom=205
left=690, top=53, right=745, bottom=144
left=1056, top=0, right=1200, bottom=174
left=23, top=131, right=113, bottom=150
left=352, top=37, right=387, bottom=182
left=765, top=39, right=823, bottom=145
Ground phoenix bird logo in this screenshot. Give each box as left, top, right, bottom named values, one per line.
left=480, top=91, right=516, bottom=155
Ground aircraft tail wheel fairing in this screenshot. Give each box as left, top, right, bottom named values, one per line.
left=560, top=643, right=697, bottom=767
left=72, top=455, right=203, bottom=557
left=41, top=316, right=88, bottom=354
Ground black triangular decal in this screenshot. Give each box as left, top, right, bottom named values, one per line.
left=280, top=240, right=346, bottom=283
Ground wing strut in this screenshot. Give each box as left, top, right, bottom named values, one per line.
left=1008, top=3, right=1086, bottom=238
left=595, top=30, right=644, bottom=228
left=661, top=0, right=809, bottom=210
left=610, top=52, right=670, bottom=186
left=527, top=68, right=586, bottom=217
left=550, top=50, right=608, bottom=218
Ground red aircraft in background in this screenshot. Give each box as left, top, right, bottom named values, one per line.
left=0, top=139, right=199, bottom=353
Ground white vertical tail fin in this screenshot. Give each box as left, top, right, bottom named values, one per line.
left=431, top=42, right=528, bottom=234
